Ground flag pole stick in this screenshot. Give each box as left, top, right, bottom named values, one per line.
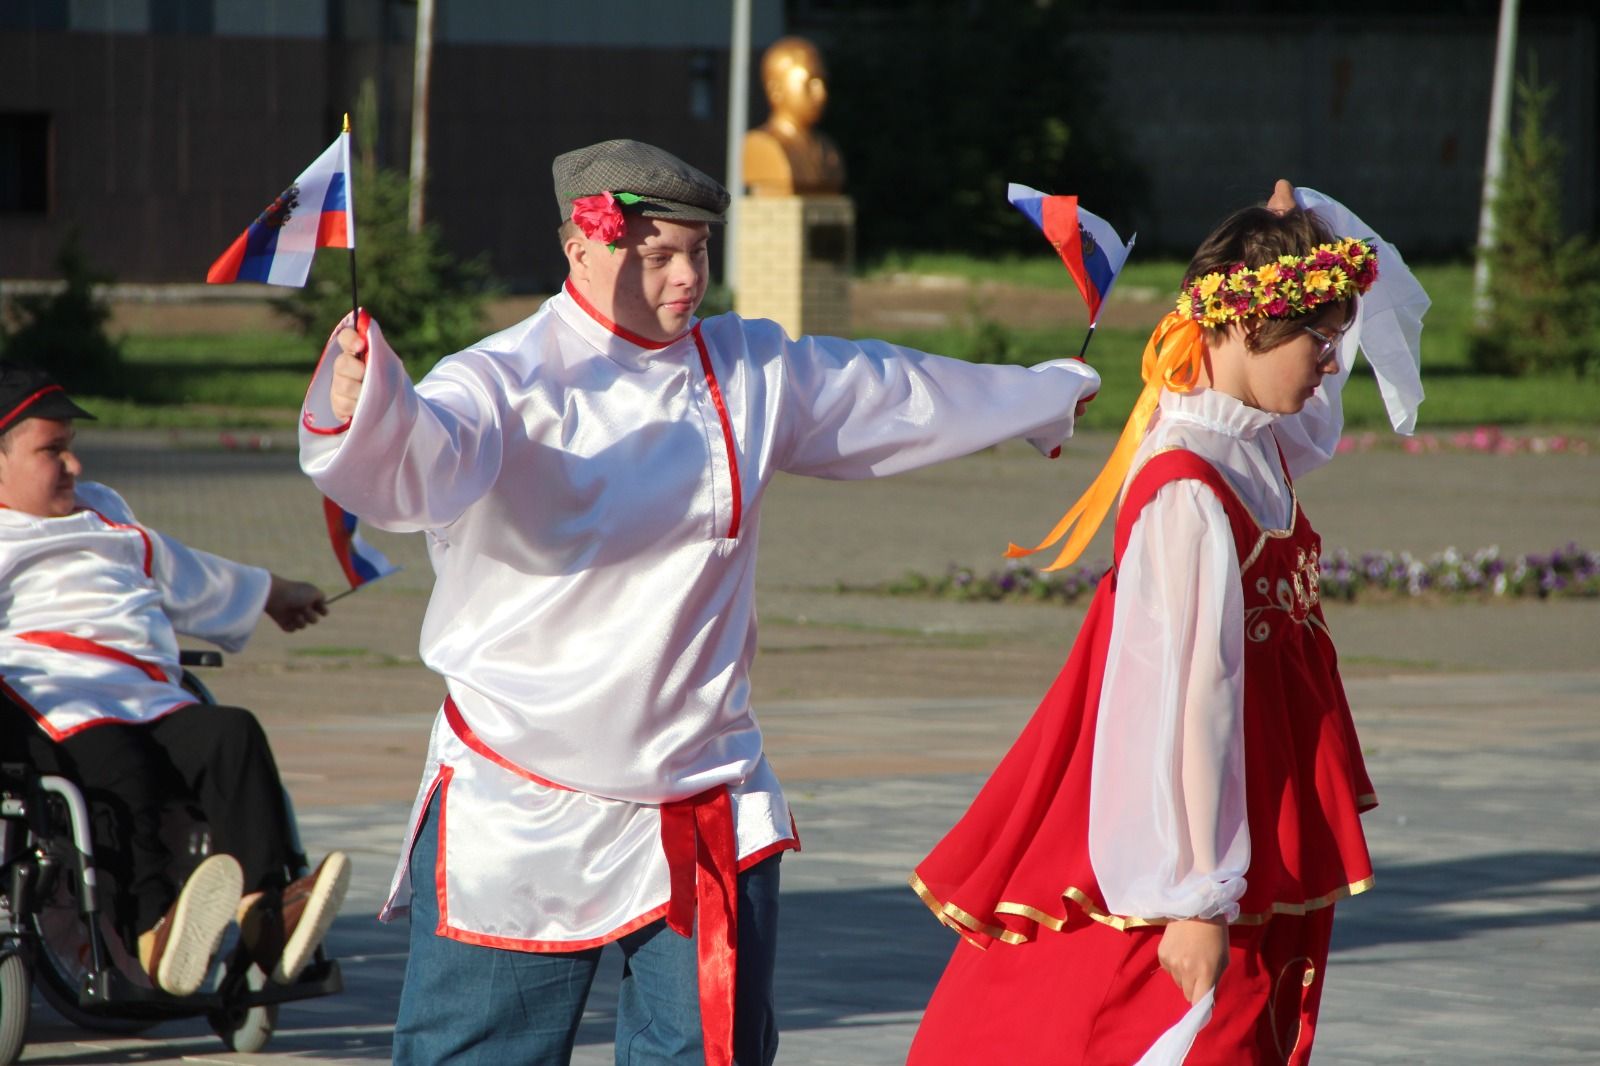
left=1075, top=323, right=1097, bottom=361
left=344, top=113, right=359, bottom=323
left=325, top=585, right=362, bottom=606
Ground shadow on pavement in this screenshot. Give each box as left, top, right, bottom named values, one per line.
left=1332, top=848, right=1600, bottom=951
left=38, top=851, right=1594, bottom=1059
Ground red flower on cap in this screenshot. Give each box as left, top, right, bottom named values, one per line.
left=571, top=190, right=644, bottom=250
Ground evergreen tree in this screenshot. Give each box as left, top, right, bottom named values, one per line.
left=1470, top=74, right=1600, bottom=377
left=277, top=161, right=498, bottom=375
left=1, top=233, right=124, bottom=394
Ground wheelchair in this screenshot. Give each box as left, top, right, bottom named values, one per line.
left=0, top=651, right=343, bottom=1063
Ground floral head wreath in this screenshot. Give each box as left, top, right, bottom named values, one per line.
left=570, top=190, right=644, bottom=251
left=1179, top=237, right=1380, bottom=327
left=1008, top=236, right=1380, bottom=576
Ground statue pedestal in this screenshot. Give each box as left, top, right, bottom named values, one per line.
left=734, top=195, right=854, bottom=339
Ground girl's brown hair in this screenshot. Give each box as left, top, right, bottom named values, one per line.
left=1184, top=205, right=1353, bottom=352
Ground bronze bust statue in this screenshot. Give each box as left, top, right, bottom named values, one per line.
left=742, top=36, right=845, bottom=196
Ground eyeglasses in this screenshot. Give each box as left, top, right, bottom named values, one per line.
left=1303, top=325, right=1339, bottom=363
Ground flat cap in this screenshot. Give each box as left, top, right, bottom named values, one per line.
left=553, top=139, right=729, bottom=224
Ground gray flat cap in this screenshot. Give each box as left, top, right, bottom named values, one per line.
left=553, top=139, right=729, bottom=224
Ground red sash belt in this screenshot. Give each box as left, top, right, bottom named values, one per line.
left=15, top=630, right=173, bottom=683
left=661, top=785, right=739, bottom=1066
left=442, top=696, right=741, bottom=1066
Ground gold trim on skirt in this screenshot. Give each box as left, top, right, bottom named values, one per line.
left=910, top=871, right=1376, bottom=941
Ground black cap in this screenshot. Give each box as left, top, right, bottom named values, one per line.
left=0, top=366, right=96, bottom=434
left=553, top=139, right=729, bottom=224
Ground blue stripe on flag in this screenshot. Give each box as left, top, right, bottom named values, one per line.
left=1082, top=240, right=1116, bottom=304
left=1010, top=195, right=1046, bottom=232
left=235, top=222, right=282, bottom=283
left=322, top=172, right=348, bottom=213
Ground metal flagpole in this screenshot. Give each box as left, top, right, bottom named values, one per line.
left=408, top=0, right=436, bottom=235
left=344, top=112, right=360, bottom=322
left=1473, top=0, right=1519, bottom=323
left=723, top=0, right=751, bottom=292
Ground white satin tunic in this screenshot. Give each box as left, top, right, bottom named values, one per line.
left=0, top=482, right=271, bottom=739
left=299, top=287, right=1101, bottom=947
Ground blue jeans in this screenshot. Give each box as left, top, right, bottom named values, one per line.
left=393, top=790, right=781, bottom=1065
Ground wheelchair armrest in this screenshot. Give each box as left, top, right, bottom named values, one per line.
left=178, top=650, right=223, bottom=668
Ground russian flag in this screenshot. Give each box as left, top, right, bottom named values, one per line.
left=1007, top=183, right=1134, bottom=327
left=322, top=497, right=399, bottom=589
left=208, top=132, right=354, bottom=287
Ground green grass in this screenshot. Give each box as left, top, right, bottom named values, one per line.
left=863, top=250, right=1193, bottom=297
left=73, top=331, right=315, bottom=427
left=72, top=257, right=1600, bottom=430
left=864, top=257, right=1600, bottom=430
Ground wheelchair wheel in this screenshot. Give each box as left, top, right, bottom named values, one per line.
left=0, top=951, right=27, bottom=1066
left=209, top=962, right=277, bottom=1053
left=29, top=877, right=159, bottom=1035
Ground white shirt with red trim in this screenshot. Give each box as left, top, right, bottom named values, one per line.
left=0, top=482, right=272, bottom=739
left=298, top=286, right=1101, bottom=948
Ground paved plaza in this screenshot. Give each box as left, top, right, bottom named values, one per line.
left=12, top=430, right=1600, bottom=1063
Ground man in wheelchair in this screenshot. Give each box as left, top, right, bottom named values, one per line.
left=0, top=366, right=350, bottom=998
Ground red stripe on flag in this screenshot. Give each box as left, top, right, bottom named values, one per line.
left=1041, top=196, right=1102, bottom=324
left=323, top=496, right=362, bottom=587
left=207, top=230, right=250, bottom=284
left=316, top=210, right=350, bottom=249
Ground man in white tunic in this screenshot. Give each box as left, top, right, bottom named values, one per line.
left=299, top=139, right=1102, bottom=1065
left=0, top=367, right=351, bottom=997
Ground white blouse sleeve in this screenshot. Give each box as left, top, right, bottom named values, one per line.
left=1088, top=480, right=1250, bottom=922
left=298, top=317, right=504, bottom=533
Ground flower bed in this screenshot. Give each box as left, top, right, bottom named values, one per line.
left=1336, top=426, right=1592, bottom=455
left=855, top=544, right=1599, bottom=605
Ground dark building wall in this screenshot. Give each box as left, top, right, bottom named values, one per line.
left=4, top=5, right=1594, bottom=288
left=0, top=27, right=402, bottom=283
left=1071, top=14, right=1597, bottom=257
left=1, top=0, right=778, bottom=290
left=425, top=44, right=735, bottom=290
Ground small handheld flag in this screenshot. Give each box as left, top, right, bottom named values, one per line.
left=1007, top=183, right=1134, bottom=357
left=322, top=497, right=399, bottom=602
left=208, top=131, right=355, bottom=288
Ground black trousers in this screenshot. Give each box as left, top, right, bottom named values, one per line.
left=3, top=703, right=297, bottom=945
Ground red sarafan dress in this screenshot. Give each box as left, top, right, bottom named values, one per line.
left=909, top=406, right=1376, bottom=1065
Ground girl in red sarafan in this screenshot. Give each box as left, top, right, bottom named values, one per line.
left=907, top=182, right=1428, bottom=1066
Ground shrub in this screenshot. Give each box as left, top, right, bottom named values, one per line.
left=0, top=232, right=124, bottom=393
left=276, top=165, right=498, bottom=375
left=1469, top=74, right=1600, bottom=377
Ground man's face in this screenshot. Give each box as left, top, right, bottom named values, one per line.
left=568, top=217, right=711, bottom=343
left=0, top=418, right=83, bottom=518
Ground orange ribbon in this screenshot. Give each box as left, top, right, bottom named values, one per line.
left=661, top=785, right=739, bottom=1066
left=1006, top=312, right=1208, bottom=571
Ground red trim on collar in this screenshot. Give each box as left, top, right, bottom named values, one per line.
left=0, top=385, right=65, bottom=434
left=562, top=278, right=689, bottom=350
